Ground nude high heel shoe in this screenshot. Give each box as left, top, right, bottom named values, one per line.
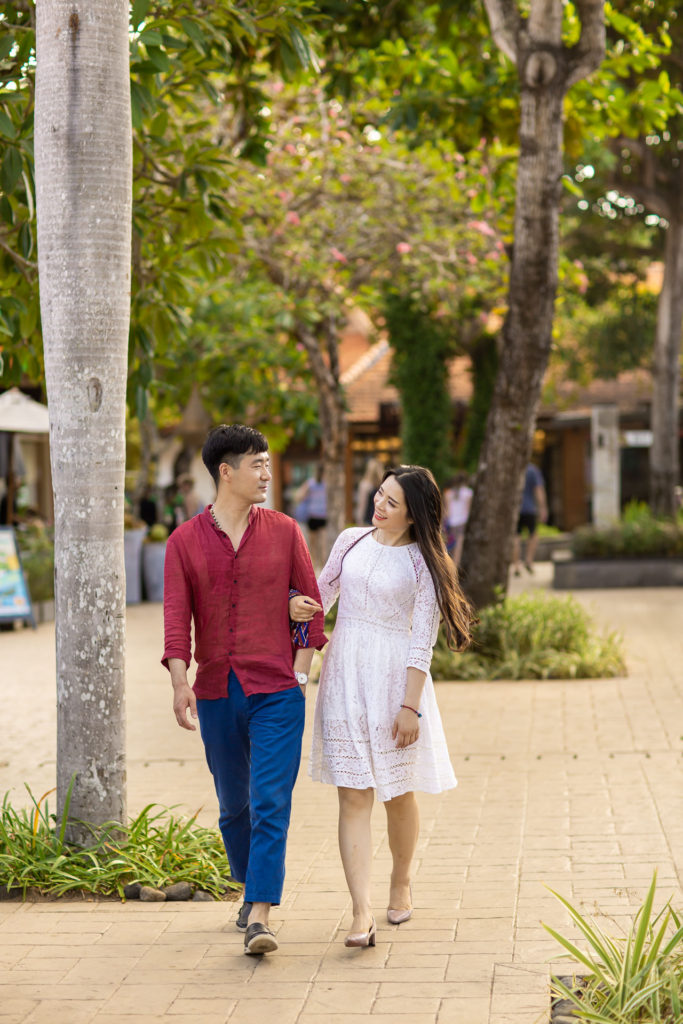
left=344, top=917, right=377, bottom=948
left=387, top=885, right=413, bottom=925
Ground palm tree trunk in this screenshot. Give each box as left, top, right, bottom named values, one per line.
left=35, top=0, right=132, bottom=838
left=650, top=218, right=683, bottom=517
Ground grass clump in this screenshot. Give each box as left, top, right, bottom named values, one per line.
left=431, top=591, right=625, bottom=681
left=545, top=872, right=683, bottom=1022
left=0, top=784, right=236, bottom=900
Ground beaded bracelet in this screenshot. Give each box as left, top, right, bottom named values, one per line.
left=401, top=704, right=422, bottom=718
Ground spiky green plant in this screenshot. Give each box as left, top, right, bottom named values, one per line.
left=545, top=873, right=683, bottom=1023
left=0, top=782, right=236, bottom=899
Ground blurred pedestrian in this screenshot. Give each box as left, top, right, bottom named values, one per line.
left=355, top=457, right=384, bottom=526
left=296, top=465, right=327, bottom=568
left=512, top=462, right=548, bottom=575
left=442, top=472, right=473, bottom=567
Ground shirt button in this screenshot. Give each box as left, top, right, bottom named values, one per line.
left=233, top=579, right=237, bottom=584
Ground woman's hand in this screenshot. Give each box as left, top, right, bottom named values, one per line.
left=289, top=594, right=323, bottom=621
left=392, top=708, right=420, bottom=748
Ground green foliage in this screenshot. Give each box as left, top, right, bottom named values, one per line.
left=460, top=332, right=498, bottom=472
left=15, top=522, right=54, bottom=603
left=572, top=503, right=683, bottom=558
left=431, top=591, right=626, bottom=681
left=0, top=785, right=235, bottom=899
left=0, top=0, right=319, bottom=420
left=546, top=872, right=683, bottom=1023
left=385, top=291, right=455, bottom=485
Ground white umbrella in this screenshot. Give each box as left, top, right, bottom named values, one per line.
left=0, top=388, right=50, bottom=434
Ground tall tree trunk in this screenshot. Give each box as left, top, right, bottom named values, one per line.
left=295, top=320, right=348, bottom=560
left=35, top=0, right=132, bottom=838
left=650, top=217, right=683, bottom=517
left=461, top=0, right=605, bottom=609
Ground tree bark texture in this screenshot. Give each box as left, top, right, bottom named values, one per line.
left=35, top=1, right=132, bottom=835
left=461, top=0, right=604, bottom=610
left=650, top=217, right=683, bottom=517
left=295, top=321, right=348, bottom=561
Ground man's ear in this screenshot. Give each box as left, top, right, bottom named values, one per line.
left=218, top=461, right=231, bottom=484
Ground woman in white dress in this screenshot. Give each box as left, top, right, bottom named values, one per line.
left=290, top=465, right=472, bottom=948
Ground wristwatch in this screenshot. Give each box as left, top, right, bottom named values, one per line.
left=294, top=672, right=308, bottom=686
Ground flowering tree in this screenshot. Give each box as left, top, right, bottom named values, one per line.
left=233, top=85, right=508, bottom=551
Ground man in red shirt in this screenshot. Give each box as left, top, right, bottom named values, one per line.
left=162, top=424, right=326, bottom=955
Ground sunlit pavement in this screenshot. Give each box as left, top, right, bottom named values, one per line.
left=1, top=566, right=682, bottom=1023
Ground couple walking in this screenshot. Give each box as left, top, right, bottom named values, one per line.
left=162, top=424, right=472, bottom=955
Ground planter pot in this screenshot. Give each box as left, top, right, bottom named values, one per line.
left=534, top=533, right=571, bottom=562
left=35, top=599, right=55, bottom=623
left=553, top=551, right=683, bottom=589
left=124, top=528, right=147, bottom=605
left=142, top=542, right=166, bottom=602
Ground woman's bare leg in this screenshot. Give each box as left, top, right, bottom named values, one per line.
left=384, top=790, right=419, bottom=910
left=338, top=786, right=375, bottom=933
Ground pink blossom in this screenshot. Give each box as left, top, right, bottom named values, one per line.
left=468, top=219, right=496, bottom=238
left=284, top=143, right=297, bottom=155
left=277, top=190, right=293, bottom=203
left=271, top=80, right=284, bottom=94
left=340, top=173, right=352, bottom=184
left=466, top=252, right=478, bottom=266
left=330, top=247, right=348, bottom=264
left=285, top=211, right=301, bottom=226
left=396, top=242, right=412, bottom=255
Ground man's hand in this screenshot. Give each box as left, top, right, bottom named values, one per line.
left=391, top=708, right=419, bottom=749
left=289, top=594, right=322, bottom=621
left=172, top=681, right=198, bottom=731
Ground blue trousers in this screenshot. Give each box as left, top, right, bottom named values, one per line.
left=196, top=670, right=305, bottom=906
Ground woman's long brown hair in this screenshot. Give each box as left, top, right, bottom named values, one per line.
left=385, top=466, right=473, bottom=651
left=332, top=465, right=473, bottom=651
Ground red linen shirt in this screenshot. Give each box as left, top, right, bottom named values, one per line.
left=162, top=505, right=327, bottom=699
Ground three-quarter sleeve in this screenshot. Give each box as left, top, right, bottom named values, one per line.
left=161, top=533, right=193, bottom=670
left=407, top=561, right=440, bottom=674
left=290, top=522, right=327, bottom=649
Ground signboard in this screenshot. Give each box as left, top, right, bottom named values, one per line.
left=621, top=430, right=653, bottom=448
left=0, top=527, right=34, bottom=625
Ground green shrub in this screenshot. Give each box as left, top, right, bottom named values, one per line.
left=572, top=503, right=683, bottom=559
left=545, top=872, right=683, bottom=1023
left=0, top=785, right=237, bottom=900
left=431, top=591, right=625, bottom=681
left=16, top=523, right=54, bottom=603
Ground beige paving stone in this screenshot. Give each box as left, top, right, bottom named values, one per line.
left=23, top=1000, right=104, bottom=1023
left=0, top=946, right=32, bottom=968
left=437, top=997, right=492, bottom=1023
left=303, top=981, right=378, bottom=1013
left=0, top=985, right=117, bottom=1002
left=61, top=956, right=139, bottom=985
left=167, top=998, right=235, bottom=1018
left=0, top=998, right=37, bottom=1018
left=372, top=998, right=440, bottom=1015
left=101, top=984, right=180, bottom=1016
left=227, top=998, right=306, bottom=1024
left=301, top=1017, right=437, bottom=1024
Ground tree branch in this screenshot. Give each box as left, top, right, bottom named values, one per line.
left=482, top=0, right=521, bottom=64
left=566, top=0, right=606, bottom=88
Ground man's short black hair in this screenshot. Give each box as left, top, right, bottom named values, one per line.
left=202, top=424, right=268, bottom=485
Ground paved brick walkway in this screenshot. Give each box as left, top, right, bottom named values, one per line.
left=1, top=566, right=682, bottom=1023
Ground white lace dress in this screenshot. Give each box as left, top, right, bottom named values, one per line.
left=309, top=527, right=457, bottom=801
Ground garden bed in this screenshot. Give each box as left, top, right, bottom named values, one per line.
left=553, top=551, right=683, bottom=589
